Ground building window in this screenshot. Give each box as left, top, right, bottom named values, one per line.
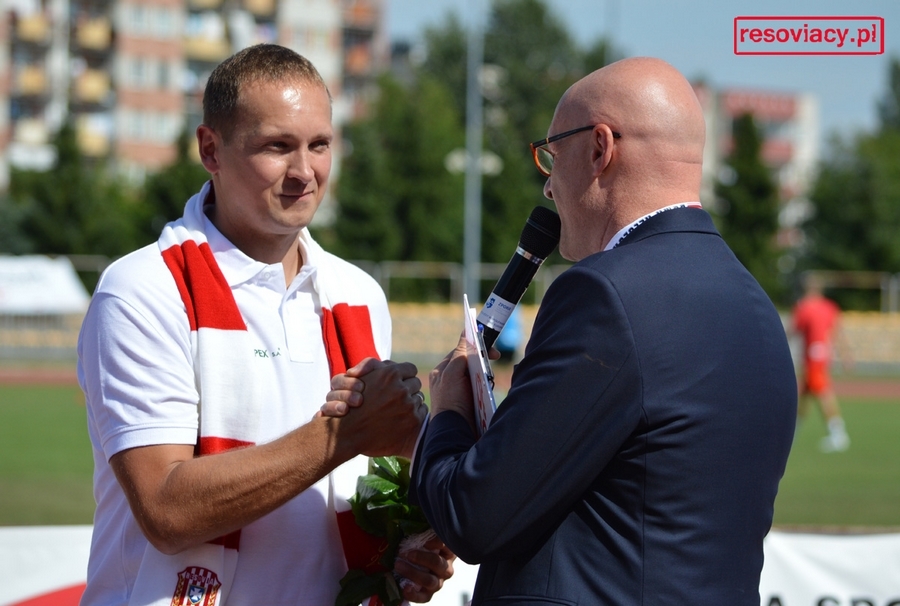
left=152, top=6, right=177, bottom=38
left=120, top=109, right=179, bottom=144
left=127, top=4, right=147, bottom=35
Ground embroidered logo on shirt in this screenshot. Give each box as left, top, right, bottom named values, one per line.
left=253, top=347, right=282, bottom=359
left=171, top=566, right=221, bottom=606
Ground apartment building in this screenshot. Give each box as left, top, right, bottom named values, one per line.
left=694, top=83, right=819, bottom=246
left=0, top=0, right=386, bottom=190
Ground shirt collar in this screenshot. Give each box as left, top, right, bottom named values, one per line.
left=200, top=204, right=321, bottom=289
left=603, top=202, right=703, bottom=251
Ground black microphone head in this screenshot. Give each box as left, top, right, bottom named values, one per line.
left=520, top=206, right=561, bottom=258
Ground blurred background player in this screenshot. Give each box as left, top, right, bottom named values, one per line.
left=792, top=273, right=853, bottom=452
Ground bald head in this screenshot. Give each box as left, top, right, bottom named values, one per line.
left=544, top=57, right=707, bottom=258
left=565, top=57, right=705, bottom=168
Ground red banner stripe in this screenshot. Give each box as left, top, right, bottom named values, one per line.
left=10, top=584, right=85, bottom=606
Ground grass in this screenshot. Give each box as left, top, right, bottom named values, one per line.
left=0, top=385, right=95, bottom=525
left=1, top=384, right=898, bottom=529
left=773, top=397, right=900, bottom=529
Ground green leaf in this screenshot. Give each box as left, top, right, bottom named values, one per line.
left=372, top=456, right=402, bottom=479
left=399, top=519, right=431, bottom=537
left=335, top=570, right=384, bottom=606
left=340, top=455, right=433, bottom=601
left=358, top=475, right=400, bottom=499
left=380, top=573, right=404, bottom=605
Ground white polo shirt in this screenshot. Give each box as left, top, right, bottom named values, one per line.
left=77, top=211, right=391, bottom=606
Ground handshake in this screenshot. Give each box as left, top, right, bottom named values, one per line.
left=320, top=333, right=485, bottom=448
left=318, top=345, right=478, bottom=605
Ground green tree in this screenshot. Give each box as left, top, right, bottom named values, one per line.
left=583, top=38, right=621, bottom=74
left=0, top=190, right=34, bottom=254
left=141, top=129, right=210, bottom=241
left=877, top=56, right=900, bottom=131
left=327, top=73, right=465, bottom=254
left=417, top=0, right=618, bottom=267
left=800, top=57, right=900, bottom=309
left=714, top=113, right=783, bottom=302
left=804, top=133, right=900, bottom=272
left=322, top=73, right=465, bottom=300
left=328, top=0, right=620, bottom=299
left=480, top=0, right=583, bottom=264
left=8, top=121, right=140, bottom=257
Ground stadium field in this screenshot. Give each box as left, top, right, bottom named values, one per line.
left=773, top=396, right=900, bottom=529
left=0, top=380, right=898, bottom=529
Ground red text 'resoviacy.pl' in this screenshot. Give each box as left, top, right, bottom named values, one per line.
left=734, top=16, right=884, bottom=55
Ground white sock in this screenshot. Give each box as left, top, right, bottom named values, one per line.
left=828, top=417, right=847, bottom=437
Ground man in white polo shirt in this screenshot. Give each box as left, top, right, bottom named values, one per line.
left=77, top=44, right=452, bottom=605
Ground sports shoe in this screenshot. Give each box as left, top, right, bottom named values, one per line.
left=820, top=433, right=850, bottom=453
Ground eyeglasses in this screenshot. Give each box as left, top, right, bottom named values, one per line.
left=529, top=125, right=621, bottom=177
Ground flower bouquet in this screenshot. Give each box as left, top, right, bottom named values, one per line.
left=335, top=456, right=434, bottom=606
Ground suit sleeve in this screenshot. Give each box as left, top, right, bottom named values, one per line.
left=412, top=266, right=642, bottom=563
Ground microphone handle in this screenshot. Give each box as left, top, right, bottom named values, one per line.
left=476, top=248, right=546, bottom=349
left=479, top=324, right=502, bottom=352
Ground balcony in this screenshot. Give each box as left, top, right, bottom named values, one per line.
left=76, top=118, right=110, bottom=157
left=244, top=0, right=276, bottom=18
left=344, top=45, right=372, bottom=76
left=14, top=118, right=49, bottom=145
left=184, top=36, right=231, bottom=62
left=15, top=66, right=47, bottom=96
left=73, top=70, right=110, bottom=104
left=16, top=14, right=50, bottom=44
left=75, top=18, right=112, bottom=51
left=343, top=0, right=378, bottom=29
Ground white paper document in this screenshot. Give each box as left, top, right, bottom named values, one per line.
left=463, top=294, right=497, bottom=436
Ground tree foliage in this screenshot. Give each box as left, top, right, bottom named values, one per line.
left=714, top=113, right=784, bottom=302
left=331, top=0, right=620, bottom=284
left=877, top=57, right=900, bottom=132
left=804, top=131, right=900, bottom=274
left=800, top=57, right=900, bottom=309
left=323, top=73, right=465, bottom=263
left=140, top=129, right=210, bottom=242
left=6, top=121, right=140, bottom=257
left=2, top=124, right=210, bottom=263
left=4, top=0, right=626, bottom=305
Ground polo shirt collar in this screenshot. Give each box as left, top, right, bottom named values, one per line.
left=199, top=205, right=322, bottom=290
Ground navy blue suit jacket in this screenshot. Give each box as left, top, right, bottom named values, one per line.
left=412, top=208, right=797, bottom=605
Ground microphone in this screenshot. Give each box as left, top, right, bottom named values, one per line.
left=476, top=206, right=561, bottom=350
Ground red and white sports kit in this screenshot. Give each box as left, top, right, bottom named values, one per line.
left=793, top=295, right=840, bottom=395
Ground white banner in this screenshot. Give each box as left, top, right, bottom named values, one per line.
left=0, top=255, right=89, bottom=315
left=760, top=531, right=900, bottom=606
left=2, top=527, right=899, bottom=605
left=0, top=525, right=92, bottom=606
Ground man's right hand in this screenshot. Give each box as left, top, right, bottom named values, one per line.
left=325, top=358, right=427, bottom=458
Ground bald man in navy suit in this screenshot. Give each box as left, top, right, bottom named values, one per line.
left=410, top=57, right=797, bottom=605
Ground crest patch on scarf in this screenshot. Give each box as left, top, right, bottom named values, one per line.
left=170, top=566, right=222, bottom=606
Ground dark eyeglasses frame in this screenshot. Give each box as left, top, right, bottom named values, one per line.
left=529, top=125, right=621, bottom=177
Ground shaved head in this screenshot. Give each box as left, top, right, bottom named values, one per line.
left=543, top=57, right=707, bottom=259
left=563, top=56, right=705, bottom=165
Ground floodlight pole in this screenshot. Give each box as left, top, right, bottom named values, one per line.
left=463, top=0, right=485, bottom=302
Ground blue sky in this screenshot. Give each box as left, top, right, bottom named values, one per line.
left=386, top=0, right=899, bottom=146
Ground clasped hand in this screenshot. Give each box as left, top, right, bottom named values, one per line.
left=319, top=358, right=456, bottom=602
left=319, top=358, right=426, bottom=458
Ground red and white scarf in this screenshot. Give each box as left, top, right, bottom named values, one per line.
left=128, top=184, right=387, bottom=606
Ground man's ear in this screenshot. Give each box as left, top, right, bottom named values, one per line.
left=196, top=125, right=221, bottom=175
left=590, top=125, right=616, bottom=178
